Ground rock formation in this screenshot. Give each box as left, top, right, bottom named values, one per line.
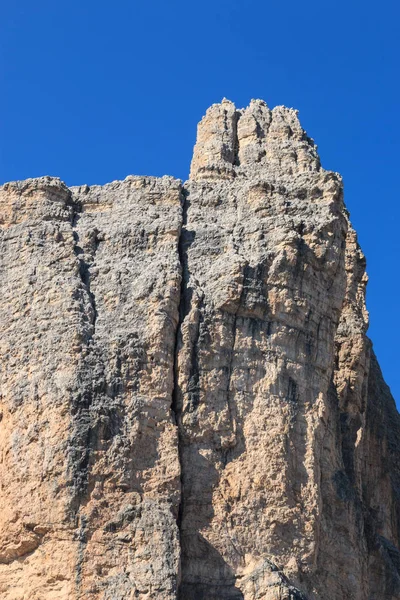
left=0, top=99, right=399, bottom=599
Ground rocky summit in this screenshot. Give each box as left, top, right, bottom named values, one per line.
left=0, top=99, right=399, bottom=600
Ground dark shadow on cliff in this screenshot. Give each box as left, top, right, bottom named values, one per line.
left=179, top=537, right=245, bottom=599
left=178, top=447, right=244, bottom=599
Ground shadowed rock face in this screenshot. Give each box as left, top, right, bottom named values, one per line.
left=0, top=99, right=399, bottom=599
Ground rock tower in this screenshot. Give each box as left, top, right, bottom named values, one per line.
left=0, top=99, right=399, bottom=599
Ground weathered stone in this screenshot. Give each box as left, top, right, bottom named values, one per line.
left=0, top=100, right=399, bottom=599
left=0, top=176, right=183, bottom=599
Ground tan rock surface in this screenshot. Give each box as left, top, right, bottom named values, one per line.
left=0, top=100, right=399, bottom=599
left=0, top=176, right=183, bottom=599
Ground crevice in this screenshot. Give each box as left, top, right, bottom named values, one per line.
left=171, top=186, right=190, bottom=417
left=171, top=184, right=190, bottom=545
left=171, top=184, right=214, bottom=598
left=233, top=109, right=242, bottom=167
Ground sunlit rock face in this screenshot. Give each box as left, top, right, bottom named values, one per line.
left=0, top=100, right=399, bottom=600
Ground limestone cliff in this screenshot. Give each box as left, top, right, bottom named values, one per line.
left=0, top=99, right=399, bottom=599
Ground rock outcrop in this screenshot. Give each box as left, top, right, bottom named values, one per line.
left=0, top=99, right=399, bottom=599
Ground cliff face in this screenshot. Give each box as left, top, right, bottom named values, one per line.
left=0, top=99, right=399, bottom=600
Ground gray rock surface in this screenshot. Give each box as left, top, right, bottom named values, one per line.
left=0, top=99, right=399, bottom=599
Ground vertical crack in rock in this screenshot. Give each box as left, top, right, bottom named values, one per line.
left=171, top=186, right=191, bottom=596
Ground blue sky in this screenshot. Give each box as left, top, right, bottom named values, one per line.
left=1, top=0, right=399, bottom=406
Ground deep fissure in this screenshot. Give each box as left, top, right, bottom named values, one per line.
left=168, top=188, right=191, bottom=593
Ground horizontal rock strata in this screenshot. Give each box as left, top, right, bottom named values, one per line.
left=0, top=99, right=399, bottom=599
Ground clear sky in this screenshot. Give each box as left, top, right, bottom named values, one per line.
left=1, top=0, right=399, bottom=406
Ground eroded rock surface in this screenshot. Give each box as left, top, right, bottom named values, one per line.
left=0, top=99, right=399, bottom=599
left=0, top=176, right=183, bottom=599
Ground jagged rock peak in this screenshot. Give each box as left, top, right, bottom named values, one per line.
left=190, top=98, right=320, bottom=180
